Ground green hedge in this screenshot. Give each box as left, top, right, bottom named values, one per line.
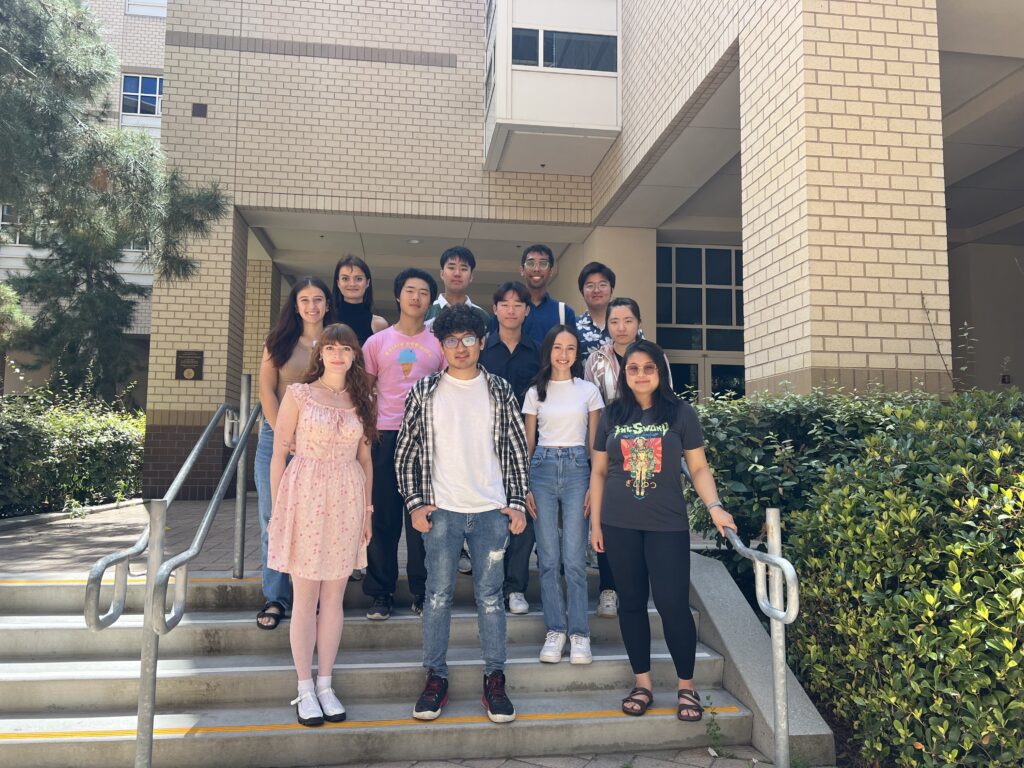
left=688, top=390, right=1024, bottom=767
left=0, top=390, right=144, bottom=517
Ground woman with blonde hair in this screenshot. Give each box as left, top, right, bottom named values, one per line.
left=267, top=323, right=377, bottom=726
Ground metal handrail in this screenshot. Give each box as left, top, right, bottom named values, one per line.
left=84, top=403, right=232, bottom=630
left=151, top=402, right=261, bottom=634
left=723, top=507, right=799, bottom=768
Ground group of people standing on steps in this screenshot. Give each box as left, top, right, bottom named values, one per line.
left=253, top=244, right=738, bottom=728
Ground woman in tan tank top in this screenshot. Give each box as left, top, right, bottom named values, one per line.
left=254, top=276, right=331, bottom=629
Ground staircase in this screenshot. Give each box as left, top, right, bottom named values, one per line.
left=0, top=566, right=761, bottom=768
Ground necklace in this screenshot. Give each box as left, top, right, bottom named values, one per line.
left=318, top=377, right=348, bottom=396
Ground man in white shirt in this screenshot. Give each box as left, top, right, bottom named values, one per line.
left=424, top=246, right=490, bottom=326
left=396, top=304, right=529, bottom=724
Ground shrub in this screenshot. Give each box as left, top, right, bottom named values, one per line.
left=786, top=390, right=1024, bottom=767
left=0, top=388, right=144, bottom=517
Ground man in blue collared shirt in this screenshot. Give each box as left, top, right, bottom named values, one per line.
left=489, top=244, right=577, bottom=344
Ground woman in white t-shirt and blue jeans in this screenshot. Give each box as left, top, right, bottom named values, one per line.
left=523, top=325, right=604, bottom=665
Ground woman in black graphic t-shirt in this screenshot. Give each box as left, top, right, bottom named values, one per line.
left=589, top=340, right=737, bottom=723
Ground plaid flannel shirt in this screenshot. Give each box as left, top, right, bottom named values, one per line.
left=395, top=367, right=529, bottom=515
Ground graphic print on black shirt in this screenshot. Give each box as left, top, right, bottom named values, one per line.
left=615, top=421, right=669, bottom=499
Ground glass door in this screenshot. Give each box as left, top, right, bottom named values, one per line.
left=667, top=353, right=744, bottom=402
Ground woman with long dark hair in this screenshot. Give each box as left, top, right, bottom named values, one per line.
left=254, top=276, right=332, bottom=630
left=589, top=339, right=736, bottom=722
left=331, top=255, right=388, bottom=344
left=523, top=325, right=603, bottom=665
left=268, top=323, right=377, bottom=725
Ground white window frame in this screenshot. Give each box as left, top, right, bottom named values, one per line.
left=1, top=205, right=25, bottom=246
left=121, top=74, right=164, bottom=117
left=126, top=0, right=166, bottom=17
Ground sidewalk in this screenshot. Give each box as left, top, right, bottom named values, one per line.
left=319, top=748, right=776, bottom=768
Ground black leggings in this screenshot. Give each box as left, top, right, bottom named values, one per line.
left=602, top=524, right=696, bottom=680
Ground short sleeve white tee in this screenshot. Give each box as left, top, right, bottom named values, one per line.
left=432, top=372, right=507, bottom=513
left=522, top=378, right=604, bottom=447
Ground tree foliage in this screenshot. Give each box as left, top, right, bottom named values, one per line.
left=1, top=0, right=229, bottom=397
left=0, top=284, right=31, bottom=352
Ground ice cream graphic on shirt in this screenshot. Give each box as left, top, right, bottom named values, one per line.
left=398, top=348, right=417, bottom=378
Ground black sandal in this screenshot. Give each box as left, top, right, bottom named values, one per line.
left=677, top=688, right=703, bottom=721
left=621, top=686, right=654, bottom=716
left=256, top=601, right=286, bottom=630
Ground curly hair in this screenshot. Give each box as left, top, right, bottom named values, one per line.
left=431, top=302, right=486, bottom=341
left=301, top=323, right=379, bottom=443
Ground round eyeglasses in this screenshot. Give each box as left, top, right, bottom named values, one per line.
left=442, top=335, right=478, bottom=349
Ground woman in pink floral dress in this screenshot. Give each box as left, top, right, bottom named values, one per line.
left=268, top=323, right=377, bottom=726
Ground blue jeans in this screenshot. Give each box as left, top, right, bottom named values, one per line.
left=422, top=508, right=510, bottom=677
left=530, top=446, right=590, bottom=637
left=254, top=420, right=292, bottom=611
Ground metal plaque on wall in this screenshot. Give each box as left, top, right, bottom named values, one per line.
left=175, top=350, right=204, bottom=381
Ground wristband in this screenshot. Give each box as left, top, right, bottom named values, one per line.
left=707, top=500, right=724, bottom=511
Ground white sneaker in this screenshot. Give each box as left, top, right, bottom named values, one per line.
left=290, top=690, right=324, bottom=727
left=539, top=630, right=567, bottom=663
left=507, top=592, right=529, bottom=614
left=597, top=589, right=618, bottom=618
left=315, top=686, right=347, bottom=722
left=569, top=634, right=593, bottom=664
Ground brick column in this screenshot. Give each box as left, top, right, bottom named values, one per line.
left=739, top=0, right=952, bottom=394
left=142, top=209, right=249, bottom=498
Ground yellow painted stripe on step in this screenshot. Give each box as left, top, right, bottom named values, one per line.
left=0, top=707, right=741, bottom=740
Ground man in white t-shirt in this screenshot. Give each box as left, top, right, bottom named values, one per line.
left=396, top=304, right=529, bottom=724
left=361, top=268, right=445, bottom=621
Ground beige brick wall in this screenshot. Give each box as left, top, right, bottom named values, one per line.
left=161, top=0, right=590, bottom=224
left=739, top=0, right=952, bottom=393
left=242, top=258, right=274, bottom=409
left=90, top=0, right=165, bottom=122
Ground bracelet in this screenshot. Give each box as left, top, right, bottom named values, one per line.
left=707, top=500, right=724, bottom=511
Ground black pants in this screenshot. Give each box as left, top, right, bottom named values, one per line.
left=597, top=551, right=616, bottom=592
left=363, top=430, right=427, bottom=599
left=603, top=524, right=696, bottom=680
left=503, top=513, right=534, bottom=595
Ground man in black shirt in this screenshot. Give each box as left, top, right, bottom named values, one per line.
left=479, top=281, right=540, bottom=613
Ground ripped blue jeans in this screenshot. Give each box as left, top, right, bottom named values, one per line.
left=421, top=508, right=510, bottom=678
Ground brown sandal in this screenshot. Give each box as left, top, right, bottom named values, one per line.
left=677, top=688, right=703, bottom=721
left=621, top=686, right=654, bottom=716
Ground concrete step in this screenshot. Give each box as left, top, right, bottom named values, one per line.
left=0, top=606, right=689, bottom=660
left=0, top=570, right=600, bottom=615
left=0, top=639, right=723, bottom=714
left=0, top=688, right=752, bottom=768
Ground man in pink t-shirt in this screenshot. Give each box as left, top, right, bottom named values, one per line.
left=361, top=268, right=445, bottom=620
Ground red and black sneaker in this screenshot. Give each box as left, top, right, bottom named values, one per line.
left=482, top=670, right=516, bottom=723
left=413, top=672, right=448, bottom=720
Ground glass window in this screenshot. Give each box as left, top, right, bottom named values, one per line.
left=706, top=248, right=732, bottom=285
left=126, top=0, right=166, bottom=16
left=675, top=247, right=701, bottom=284
left=1, top=205, right=23, bottom=245
left=657, top=327, right=702, bottom=350
left=656, top=246, right=672, bottom=283
left=736, top=289, right=743, bottom=325
left=706, top=288, right=733, bottom=326
left=707, top=329, right=744, bottom=352
left=711, top=364, right=745, bottom=398
left=670, top=363, right=700, bottom=398
left=735, top=250, right=743, bottom=286
left=543, top=31, right=617, bottom=72
left=512, top=28, right=539, bottom=66
left=675, top=288, right=701, bottom=325
left=122, top=74, right=163, bottom=116
left=656, top=287, right=672, bottom=325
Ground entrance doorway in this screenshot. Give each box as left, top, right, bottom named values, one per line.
left=667, top=352, right=745, bottom=402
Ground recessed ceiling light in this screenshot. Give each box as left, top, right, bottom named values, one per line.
left=408, top=238, right=421, bottom=244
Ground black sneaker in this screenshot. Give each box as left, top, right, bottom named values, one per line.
left=482, top=670, right=516, bottom=723
left=366, top=595, right=392, bottom=621
left=413, top=673, right=448, bottom=720
left=412, top=594, right=425, bottom=616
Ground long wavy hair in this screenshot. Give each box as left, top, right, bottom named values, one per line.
left=531, top=324, right=583, bottom=402
left=606, top=339, right=679, bottom=426
left=265, top=276, right=331, bottom=368
left=332, top=255, right=375, bottom=310
left=301, top=323, right=379, bottom=443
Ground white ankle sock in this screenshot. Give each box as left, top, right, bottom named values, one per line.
left=297, top=679, right=315, bottom=696
left=315, top=675, right=333, bottom=693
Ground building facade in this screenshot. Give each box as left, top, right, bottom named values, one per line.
left=4, top=0, right=1022, bottom=495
